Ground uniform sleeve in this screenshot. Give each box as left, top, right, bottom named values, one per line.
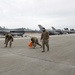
left=12, top=36, right=13, bottom=41
left=47, top=31, right=49, bottom=39
left=4, top=35, right=8, bottom=44
left=41, top=33, right=43, bottom=40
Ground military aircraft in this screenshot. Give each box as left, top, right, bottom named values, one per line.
left=0, top=27, right=25, bottom=37
left=51, top=27, right=75, bottom=34
left=51, top=27, right=67, bottom=34
left=64, top=28, right=75, bottom=34
left=38, top=25, right=59, bottom=35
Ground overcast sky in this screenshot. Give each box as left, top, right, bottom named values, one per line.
left=0, top=0, right=75, bottom=30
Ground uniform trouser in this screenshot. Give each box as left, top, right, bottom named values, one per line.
left=5, top=39, right=12, bottom=47
left=42, top=40, right=49, bottom=51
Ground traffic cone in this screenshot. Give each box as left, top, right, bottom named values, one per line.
left=28, top=42, right=33, bottom=48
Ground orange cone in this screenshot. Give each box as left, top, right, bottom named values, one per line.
left=28, top=42, right=33, bottom=48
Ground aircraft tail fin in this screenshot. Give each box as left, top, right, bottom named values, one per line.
left=51, top=27, right=56, bottom=30
left=38, top=25, right=44, bottom=31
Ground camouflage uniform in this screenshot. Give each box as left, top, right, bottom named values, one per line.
left=41, top=29, right=49, bottom=52
left=4, top=33, right=13, bottom=47
left=31, top=37, right=42, bottom=48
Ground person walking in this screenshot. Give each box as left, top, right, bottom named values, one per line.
left=40, top=28, right=49, bottom=52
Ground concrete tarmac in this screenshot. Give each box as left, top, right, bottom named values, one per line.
left=0, top=34, right=75, bottom=75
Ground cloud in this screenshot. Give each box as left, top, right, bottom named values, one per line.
left=0, top=0, right=75, bottom=29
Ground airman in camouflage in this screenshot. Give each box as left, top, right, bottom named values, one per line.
left=41, top=28, right=49, bottom=52
left=4, top=33, right=13, bottom=47
left=31, top=37, right=42, bottom=48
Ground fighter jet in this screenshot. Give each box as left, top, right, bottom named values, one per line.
left=0, top=27, right=25, bottom=37
left=51, top=27, right=67, bottom=34
left=38, top=25, right=59, bottom=35
left=64, top=28, right=75, bottom=34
